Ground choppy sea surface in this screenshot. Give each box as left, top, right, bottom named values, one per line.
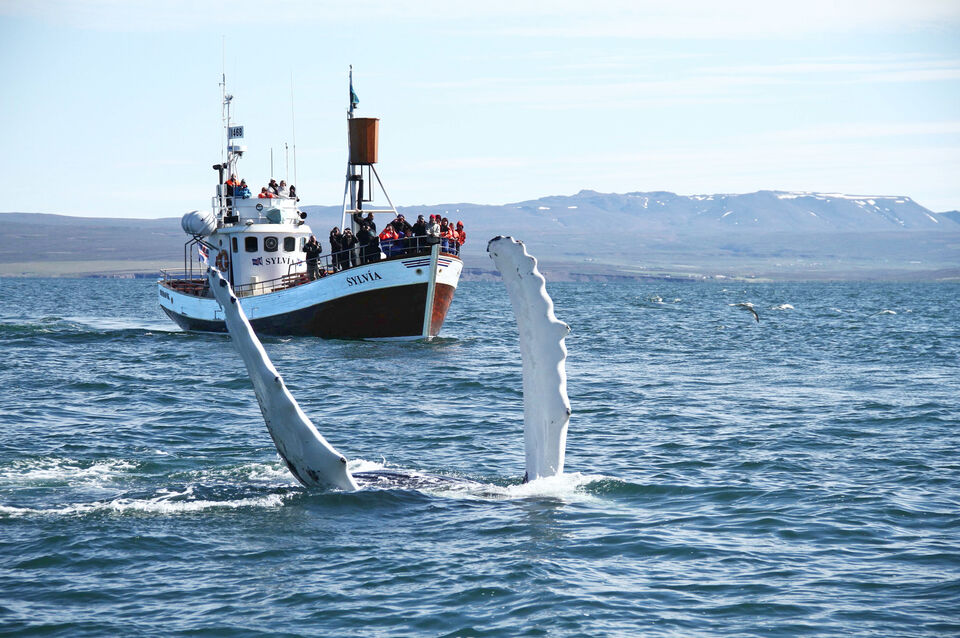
left=0, top=277, right=958, bottom=636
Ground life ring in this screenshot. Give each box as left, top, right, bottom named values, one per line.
left=215, top=250, right=229, bottom=271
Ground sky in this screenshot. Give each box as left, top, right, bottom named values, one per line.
left=1, top=0, right=959, bottom=218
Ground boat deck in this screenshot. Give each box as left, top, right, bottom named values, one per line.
left=161, top=239, right=461, bottom=300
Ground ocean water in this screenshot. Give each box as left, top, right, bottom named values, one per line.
left=0, top=277, right=958, bottom=637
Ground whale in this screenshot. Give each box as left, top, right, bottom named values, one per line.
left=205, top=235, right=571, bottom=490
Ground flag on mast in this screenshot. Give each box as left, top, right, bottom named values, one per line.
left=349, top=66, right=359, bottom=113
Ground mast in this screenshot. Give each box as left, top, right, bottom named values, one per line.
left=343, top=66, right=360, bottom=229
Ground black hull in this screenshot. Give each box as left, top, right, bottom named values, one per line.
left=162, top=282, right=457, bottom=339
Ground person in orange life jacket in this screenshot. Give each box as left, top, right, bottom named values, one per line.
left=303, top=235, right=322, bottom=280
left=258, top=187, right=274, bottom=199
left=439, top=217, right=452, bottom=250
left=379, top=225, right=399, bottom=257
left=455, top=221, right=466, bottom=245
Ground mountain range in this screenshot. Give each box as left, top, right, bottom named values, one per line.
left=2, top=190, right=958, bottom=281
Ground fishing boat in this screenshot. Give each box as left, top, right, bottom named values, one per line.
left=158, top=73, right=463, bottom=339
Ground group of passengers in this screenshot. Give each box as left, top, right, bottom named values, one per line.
left=376, top=213, right=466, bottom=257
left=225, top=174, right=298, bottom=202
left=299, top=212, right=466, bottom=279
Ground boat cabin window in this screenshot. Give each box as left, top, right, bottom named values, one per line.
left=264, top=236, right=279, bottom=252
left=300, top=237, right=306, bottom=252
left=232, top=237, right=238, bottom=253
left=283, top=237, right=296, bottom=252
left=245, top=237, right=258, bottom=252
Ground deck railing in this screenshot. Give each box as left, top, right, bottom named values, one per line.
left=160, top=235, right=461, bottom=299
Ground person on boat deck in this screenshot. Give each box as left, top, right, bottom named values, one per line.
left=237, top=180, right=251, bottom=199
left=412, top=214, right=428, bottom=237
left=455, top=221, right=466, bottom=246
left=404, top=230, right=419, bottom=254
left=278, top=180, right=289, bottom=198
left=389, top=214, right=412, bottom=237
left=341, top=228, right=359, bottom=268
left=352, top=211, right=376, bottom=233
left=439, top=217, right=452, bottom=250
left=426, top=215, right=441, bottom=240
left=303, top=235, right=322, bottom=280
left=268, top=179, right=279, bottom=195
left=288, top=185, right=299, bottom=202
left=357, top=223, right=381, bottom=264
left=329, top=227, right=343, bottom=271
left=258, top=187, right=274, bottom=199
left=379, top=225, right=399, bottom=257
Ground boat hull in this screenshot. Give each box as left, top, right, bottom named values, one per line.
left=159, top=252, right=462, bottom=339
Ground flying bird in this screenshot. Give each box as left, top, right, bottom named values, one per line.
left=730, top=302, right=759, bottom=323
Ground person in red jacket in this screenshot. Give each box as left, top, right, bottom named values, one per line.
left=455, top=221, right=466, bottom=246
left=379, top=225, right=399, bottom=257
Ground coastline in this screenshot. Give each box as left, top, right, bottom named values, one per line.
left=3, top=259, right=958, bottom=283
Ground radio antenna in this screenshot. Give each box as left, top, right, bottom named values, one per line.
left=290, top=71, right=298, bottom=187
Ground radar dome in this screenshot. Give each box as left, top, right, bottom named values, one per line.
left=181, top=210, right=217, bottom=237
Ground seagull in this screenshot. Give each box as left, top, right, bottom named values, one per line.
left=730, top=302, right=759, bottom=323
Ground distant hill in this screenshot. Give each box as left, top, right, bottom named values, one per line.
left=940, top=210, right=960, bottom=225
left=3, top=189, right=959, bottom=280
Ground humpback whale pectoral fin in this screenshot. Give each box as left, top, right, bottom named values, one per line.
left=205, top=265, right=359, bottom=491
left=487, top=236, right=572, bottom=483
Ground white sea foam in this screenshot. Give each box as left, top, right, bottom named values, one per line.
left=487, top=472, right=607, bottom=503
left=770, top=304, right=794, bottom=311
left=877, top=309, right=897, bottom=315
left=0, top=486, right=288, bottom=518
left=175, top=461, right=298, bottom=486
left=348, top=458, right=389, bottom=473
left=346, top=457, right=605, bottom=503
left=0, top=458, right=136, bottom=486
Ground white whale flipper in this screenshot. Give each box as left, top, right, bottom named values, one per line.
left=206, top=266, right=359, bottom=491
left=487, top=236, right=571, bottom=482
